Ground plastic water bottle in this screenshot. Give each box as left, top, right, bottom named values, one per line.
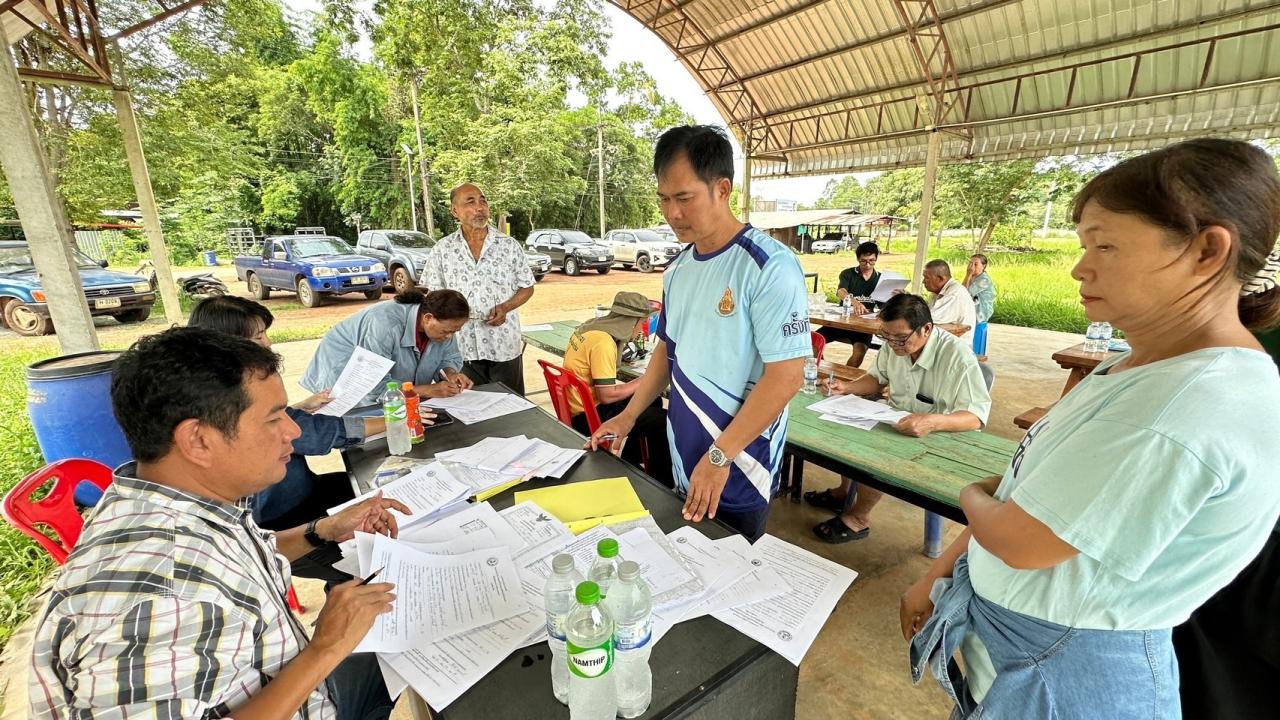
left=545, top=554, right=584, bottom=705
left=840, top=295, right=852, bottom=318
left=401, top=382, right=424, bottom=445
left=1084, top=322, right=1102, bottom=353
left=589, top=539, right=621, bottom=598
left=1098, top=322, right=1113, bottom=352
left=604, top=561, right=653, bottom=718
left=802, top=357, right=819, bottom=395
left=567, top=581, right=617, bottom=720
left=381, top=381, right=412, bottom=456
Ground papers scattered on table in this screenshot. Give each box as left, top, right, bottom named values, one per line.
left=522, top=323, right=554, bottom=332
left=352, top=532, right=526, bottom=653
left=328, top=461, right=470, bottom=527
left=514, top=476, right=649, bottom=533
left=710, top=534, right=857, bottom=666
left=433, top=435, right=586, bottom=498
left=424, top=389, right=536, bottom=424
left=315, top=347, right=396, bottom=416
left=809, top=393, right=910, bottom=428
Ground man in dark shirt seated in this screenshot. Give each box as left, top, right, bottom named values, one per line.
left=818, top=241, right=882, bottom=367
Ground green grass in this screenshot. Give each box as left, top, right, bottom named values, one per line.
left=802, top=233, right=1088, bottom=334
left=0, top=348, right=58, bottom=651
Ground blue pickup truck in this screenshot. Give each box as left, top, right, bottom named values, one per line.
left=0, top=240, right=156, bottom=336
left=234, top=235, right=388, bottom=307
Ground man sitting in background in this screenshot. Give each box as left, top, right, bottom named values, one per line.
left=807, top=294, right=990, bottom=543
left=564, top=291, right=672, bottom=487
left=922, top=259, right=977, bottom=344
left=818, top=241, right=883, bottom=367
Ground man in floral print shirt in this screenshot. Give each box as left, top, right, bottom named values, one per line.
left=421, top=183, right=537, bottom=393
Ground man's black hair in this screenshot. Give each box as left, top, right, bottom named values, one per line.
left=189, top=296, right=274, bottom=339
left=855, top=242, right=881, bottom=258
left=879, top=293, right=933, bottom=331
left=654, top=125, right=734, bottom=185
left=111, top=327, right=282, bottom=463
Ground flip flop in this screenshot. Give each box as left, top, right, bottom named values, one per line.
left=803, top=488, right=847, bottom=513
left=812, top=516, right=870, bottom=544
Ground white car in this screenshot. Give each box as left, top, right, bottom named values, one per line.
left=810, top=239, right=842, bottom=253
left=603, top=229, right=684, bottom=272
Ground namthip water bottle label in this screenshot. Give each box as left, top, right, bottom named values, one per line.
left=567, top=639, right=613, bottom=678
left=615, top=619, right=652, bottom=651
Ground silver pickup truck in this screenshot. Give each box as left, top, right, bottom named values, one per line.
left=603, top=228, right=684, bottom=272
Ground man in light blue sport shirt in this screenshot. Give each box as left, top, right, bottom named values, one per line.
left=590, top=125, right=809, bottom=542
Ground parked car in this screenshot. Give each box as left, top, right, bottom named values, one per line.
left=234, top=235, right=387, bottom=307
left=525, top=229, right=614, bottom=276
left=525, top=247, right=552, bottom=281
left=355, top=229, right=436, bottom=293
left=603, top=228, right=683, bottom=272
left=810, top=238, right=842, bottom=253
left=0, top=240, right=156, bottom=336
left=651, top=226, right=682, bottom=246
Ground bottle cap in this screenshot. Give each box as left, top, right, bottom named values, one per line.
left=597, top=538, right=619, bottom=558
left=552, top=554, right=575, bottom=574
left=402, top=381, right=414, bottom=391
left=575, top=581, right=601, bottom=605
left=617, top=560, right=641, bottom=581
left=386, top=381, right=399, bottom=390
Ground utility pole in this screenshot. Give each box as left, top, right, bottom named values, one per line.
left=410, top=78, right=435, bottom=238
left=401, top=144, right=417, bottom=231
left=596, top=121, right=606, bottom=238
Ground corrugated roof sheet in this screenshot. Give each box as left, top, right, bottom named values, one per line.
left=749, top=209, right=903, bottom=229
left=609, top=0, right=1280, bottom=176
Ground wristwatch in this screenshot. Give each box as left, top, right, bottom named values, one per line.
left=707, top=443, right=733, bottom=468
left=304, top=518, right=325, bottom=548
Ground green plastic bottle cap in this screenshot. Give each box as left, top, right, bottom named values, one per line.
left=597, top=538, right=619, bottom=558
left=617, top=561, right=641, bottom=581
left=386, top=381, right=399, bottom=390
left=576, top=581, right=601, bottom=605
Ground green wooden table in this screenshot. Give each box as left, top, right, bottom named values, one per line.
left=523, top=319, right=1019, bottom=555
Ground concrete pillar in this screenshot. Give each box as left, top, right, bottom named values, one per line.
left=112, top=86, right=183, bottom=325
left=0, top=24, right=98, bottom=351
left=912, top=130, right=941, bottom=294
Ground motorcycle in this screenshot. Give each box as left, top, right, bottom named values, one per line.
left=133, top=261, right=228, bottom=299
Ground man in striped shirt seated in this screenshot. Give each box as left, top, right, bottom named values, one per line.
left=29, top=327, right=410, bottom=720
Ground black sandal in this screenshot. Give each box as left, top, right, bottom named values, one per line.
left=803, top=488, right=847, bottom=513
left=812, top=516, right=870, bottom=544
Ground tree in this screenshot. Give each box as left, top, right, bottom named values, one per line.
left=814, top=176, right=866, bottom=210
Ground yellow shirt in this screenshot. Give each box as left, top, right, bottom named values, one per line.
left=563, top=330, right=620, bottom=415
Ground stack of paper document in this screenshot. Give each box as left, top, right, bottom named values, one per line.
left=434, top=435, right=585, bottom=498
left=313, top=347, right=396, bottom=416
left=808, top=393, right=910, bottom=430
left=513, top=476, right=649, bottom=533
left=327, top=461, right=471, bottom=529
left=424, top=389, right=536, bottom=424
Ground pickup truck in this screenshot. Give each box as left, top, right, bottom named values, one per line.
left=525, top=229, right=613, bottom=276
left=234, top=235, right=387, bottom=307
left=602, top=228, right=683, bottom=272
left=0, top=240, right=156, bottom=336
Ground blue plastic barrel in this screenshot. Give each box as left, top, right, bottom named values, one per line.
left=26, top=351, right=132, bottom=479
left=201, top=250, right=218, bottom=266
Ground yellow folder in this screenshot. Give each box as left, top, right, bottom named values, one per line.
left=513, top=477, right=650, bottom=534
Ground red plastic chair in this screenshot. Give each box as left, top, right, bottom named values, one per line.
left=641, top=299, right=663, bottom=339
left=2, top=458, right=306, bottom=614
left=810, top=331, right=827, bottom=363
left=1, top=458, right=112, bottom=564
left=538, top=359, right=649, bottom=471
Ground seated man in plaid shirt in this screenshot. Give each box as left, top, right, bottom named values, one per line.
left=29, top=327, right=410, bottom=719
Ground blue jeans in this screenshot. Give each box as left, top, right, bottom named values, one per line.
left=326, top=653, right=394, bottom=720
left=910, top=555, right=1181, bottom=719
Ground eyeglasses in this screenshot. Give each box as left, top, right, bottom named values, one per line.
left=874, top=328, right=920, bottom=347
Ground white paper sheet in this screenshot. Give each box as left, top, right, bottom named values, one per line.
left=438, top=462, right=524, bottom=497
left=867, top=276, right=909, bottom=303
left=615, top=527, right=696, bottom=597
left=315, top=347, right=397, bottom=416
left=396, top=501, right=526, bottom=556
left=423, top=389, right=507, bottom=412
left=356, top=533, right=526, bottom=653
left=710, top=534, right=857, bottom=666
left=327, top=462, right=470, bottom=525
left=446, top=394, right=537, bottom=424
left=501, top=501, right=575, bottom=562
left=522, top=323, right=554, bottom=332
left=809, top=393, right=910, bottom=424
left=819, top=414, right=878, bottom=431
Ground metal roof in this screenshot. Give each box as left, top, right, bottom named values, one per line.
left=748, top=209, right=903, bottom=229
left=608, top=0, right=1280, bottom=177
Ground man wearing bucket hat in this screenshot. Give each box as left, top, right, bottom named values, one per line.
left=564, top=291, right=672, bottom=487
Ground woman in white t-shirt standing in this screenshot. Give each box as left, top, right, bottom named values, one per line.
left=902, top=138, right=1280, bottom=718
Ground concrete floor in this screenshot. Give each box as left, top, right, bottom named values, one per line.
left=0, top=319, right=1082, bottom=719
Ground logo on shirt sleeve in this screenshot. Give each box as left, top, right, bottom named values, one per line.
left=717, top=287, right=736, bottom=317
left=781, top=311, right=811, bottom=337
